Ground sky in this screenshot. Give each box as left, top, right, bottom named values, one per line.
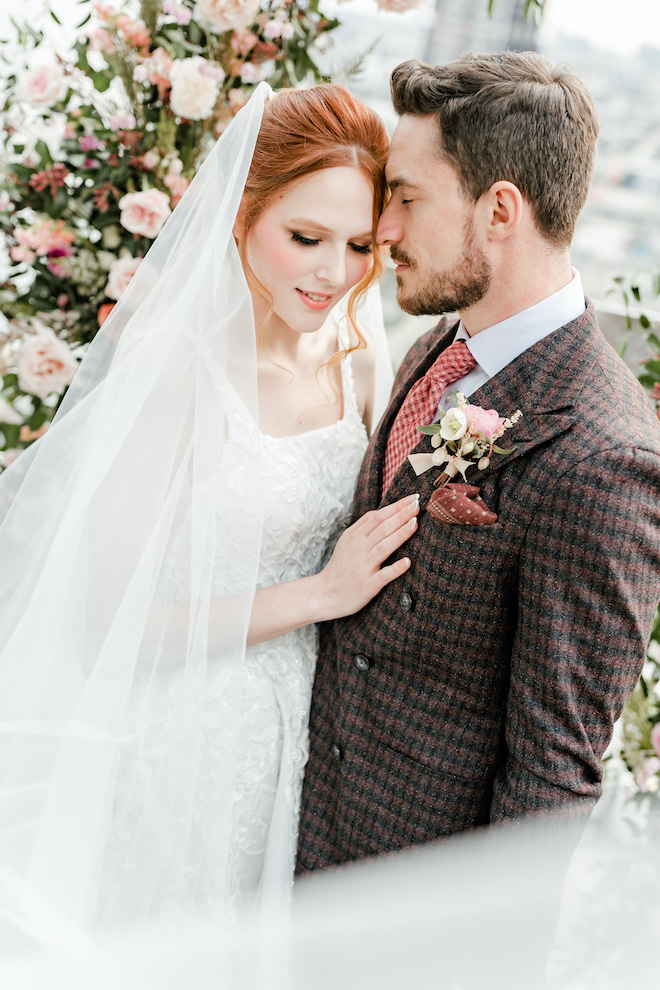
left=1, top=0, right=660, bottom=57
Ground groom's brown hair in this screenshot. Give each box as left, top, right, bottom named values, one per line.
left=391, top=52, right=599, bottom=246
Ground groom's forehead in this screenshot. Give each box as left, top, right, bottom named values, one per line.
left=386, top=115, right=440, bottom=175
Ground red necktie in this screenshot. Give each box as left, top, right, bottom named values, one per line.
left=382, top=340, right=477, bottom=494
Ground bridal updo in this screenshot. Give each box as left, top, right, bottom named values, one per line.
left=237, top=83, right=389, bottom=358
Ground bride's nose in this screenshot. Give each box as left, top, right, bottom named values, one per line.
left=315, top=247, right=347, bottom=287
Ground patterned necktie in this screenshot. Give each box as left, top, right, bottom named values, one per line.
left=382, top=340, right=477, bottom=494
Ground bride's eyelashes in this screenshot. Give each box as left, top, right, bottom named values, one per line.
left=290, top=231, right=373, bottom=255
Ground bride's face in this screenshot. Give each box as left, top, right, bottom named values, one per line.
left=242, top=166, right=375, bottom=336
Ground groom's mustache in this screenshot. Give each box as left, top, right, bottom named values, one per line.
left=389, top=247, right=415, bottom=267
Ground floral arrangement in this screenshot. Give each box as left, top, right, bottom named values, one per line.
left=0, top=0, right=353, bottom=467
left=416, top=392, right=522, bottom=487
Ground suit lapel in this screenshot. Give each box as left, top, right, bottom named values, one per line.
left=379, top=302, right=606, bottom=499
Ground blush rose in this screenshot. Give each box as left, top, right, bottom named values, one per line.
left=17, top=328, right=78, bottom=399
left=118, top=189, right=172, bottom=238
left=20, top=64, right=68, bottom=109
left=463, top=404, right=506, bottom=441
left=106, top=255, right=142, bottom=300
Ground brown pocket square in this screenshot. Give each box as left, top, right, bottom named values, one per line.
left=426, top=483, right=498, bottom=526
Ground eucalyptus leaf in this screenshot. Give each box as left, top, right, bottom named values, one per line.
left=491, top=445, right=514, bottom=455
left=417, top=424, right=441, bottom=435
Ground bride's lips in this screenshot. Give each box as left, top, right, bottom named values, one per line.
left=296, top=288, right=334, bottom=310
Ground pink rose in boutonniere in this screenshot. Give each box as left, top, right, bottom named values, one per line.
left=411, top=392, right=522, bottom=488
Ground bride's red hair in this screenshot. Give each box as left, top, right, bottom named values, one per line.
left=237, top=84, right=389, bottom=374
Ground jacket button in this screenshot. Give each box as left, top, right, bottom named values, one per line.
left=354, top=653, right=370, bottom=671
left=400, top=592, right=412, bottom=612
left=332, top=743, right=342, bottom=760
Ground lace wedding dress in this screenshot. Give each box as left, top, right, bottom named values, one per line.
left=106, top=348, right=368, bottom=925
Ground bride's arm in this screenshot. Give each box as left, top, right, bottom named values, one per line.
left=246, top=494, right=419, bottom=647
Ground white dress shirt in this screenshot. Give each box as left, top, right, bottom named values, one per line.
left=438, top=268, right=586, bottom=412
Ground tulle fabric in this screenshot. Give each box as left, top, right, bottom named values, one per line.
left=0, top=82, right=392, bottom=947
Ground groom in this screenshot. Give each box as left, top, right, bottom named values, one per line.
left=296, top=52, right=660, bottom=872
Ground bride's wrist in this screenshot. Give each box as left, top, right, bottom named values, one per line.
left=306, top=569, right=336, bottom=625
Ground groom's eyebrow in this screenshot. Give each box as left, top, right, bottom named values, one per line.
left=386, top=176, right=420, bottom=192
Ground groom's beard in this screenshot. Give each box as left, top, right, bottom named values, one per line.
left=392, top=217, right=492, bottom=317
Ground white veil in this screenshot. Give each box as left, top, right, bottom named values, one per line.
left=0, top=82, right=392, bottom=948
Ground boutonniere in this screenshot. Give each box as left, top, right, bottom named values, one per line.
left=409, top=392, right=522, bottom=489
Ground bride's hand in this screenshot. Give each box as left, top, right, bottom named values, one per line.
left=317, top=494, right=419, bottom=620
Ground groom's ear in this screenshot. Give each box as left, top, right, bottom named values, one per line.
left=479, top=181, right=523, bottom=242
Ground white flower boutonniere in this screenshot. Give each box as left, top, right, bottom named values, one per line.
left=412, top=392, right=522, bottom=488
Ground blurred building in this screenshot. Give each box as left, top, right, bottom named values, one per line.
left=425, top=0, right=538, bottom=64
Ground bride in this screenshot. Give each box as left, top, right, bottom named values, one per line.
left=0, top=82, right=419, bottom=944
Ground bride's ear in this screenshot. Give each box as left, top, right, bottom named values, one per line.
left=233, top=197, right=247, bottom=241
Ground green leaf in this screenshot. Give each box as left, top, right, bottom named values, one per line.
left=645, top=332, right=660, bottom=353
left=35, top=139, right=54, bottom=165
left=417, top=424, right=441, bottom=435
left=639, top=313, right=651, bottom=330
left=632, top=284, right=641, bottom=302
left=50, top=10, right=62, bottom=25
left=643, top=359, right=660, bottom=377
left=638, top=373, right=660, bottom=389
left=491, top=445, right=514, bottom=455
left=616, top=336, right=629, bottom=359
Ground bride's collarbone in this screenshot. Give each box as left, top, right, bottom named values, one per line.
left=257, top=362, right=344, bottom=438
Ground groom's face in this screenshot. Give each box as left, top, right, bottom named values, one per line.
left=377, top=114, right=491, bottom=317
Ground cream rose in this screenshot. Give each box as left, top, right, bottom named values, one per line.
left=106, top=255, right=142, bottom=300
left=169, top=56, right=222, bottom=120
left=17, top=329, right=78, bottom=400
left=20, top=64, right=68, bottom=110
left=439, top=408, right=468, bottom=442
left=118, top=189, right=172, bottom=238
left=195, top=0, right=260, bottom=33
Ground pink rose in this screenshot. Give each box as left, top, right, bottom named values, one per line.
left=118, top=189, right=172, bottom=238
left=463, top=405, right=506, bottom=441
left=240, top=61, right=266, bottom=84
left=20, top=64, right=67, bottom=109
left=106, top=255, right=142, bottom=300
left=651, top=723, right=660, bottom=758
left=17, top=328, right=78, bottom=399
left=263, top=20, right=293, bottom=40
left=80, top=134, right=103, bottom=152
left=89, top=27, right=116, bottom=54
left=109, top=112, right=136, bottom=131
left=164, top=171, right=190, bottom=207
left=163, top=0, right=192, bottom=24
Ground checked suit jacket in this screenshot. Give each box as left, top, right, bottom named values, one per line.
left=296, top=302, right=660, bottom=872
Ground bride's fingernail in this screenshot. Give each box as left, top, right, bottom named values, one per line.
left=410, top=493, right=420, bottom=507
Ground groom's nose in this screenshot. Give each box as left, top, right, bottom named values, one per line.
left=376, top=202, right=402, bottom=246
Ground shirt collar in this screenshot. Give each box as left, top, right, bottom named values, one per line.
left=454, top=269, right=586, bottom=378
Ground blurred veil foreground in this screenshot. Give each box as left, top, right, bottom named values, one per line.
left=2, top=791, right=658, bottom=989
